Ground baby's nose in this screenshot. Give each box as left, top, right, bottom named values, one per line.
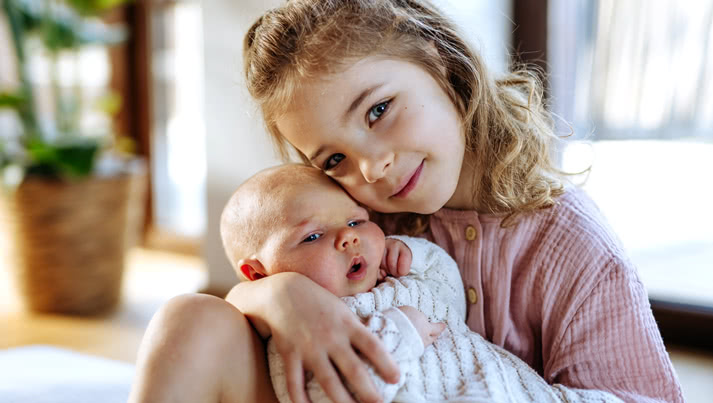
left=336, top=229, right=360, bottom=251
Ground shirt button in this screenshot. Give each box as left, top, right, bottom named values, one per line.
left=467, top=287, right=478, bottom=304
left=465, top=225, right=477, bottom=241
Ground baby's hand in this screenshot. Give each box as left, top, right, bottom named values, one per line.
left=379, top=239, right=412, bottom=280
left=397, top=306, right=445, bottom=348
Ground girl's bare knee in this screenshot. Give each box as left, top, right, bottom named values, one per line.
left=132, top=293, right=274, bottom=403
left=148, top=293, right=253, bottom=354
left=158, top=294, right=277, bottom=402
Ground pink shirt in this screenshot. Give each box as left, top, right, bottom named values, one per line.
left=423, top=187, right=684, bottom=402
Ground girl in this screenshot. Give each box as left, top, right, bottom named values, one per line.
left=129, top=1, right=683, bottom=402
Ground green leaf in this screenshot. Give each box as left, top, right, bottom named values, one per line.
left=67, top=0, right=133, bottom=16
left=42, top=17, right=80, bottom=51
left=0, top=91, right=25, bottom=109
left=26, top=138, right=100, bottom=178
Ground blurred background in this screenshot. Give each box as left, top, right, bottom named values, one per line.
left=0, top=0, right=711, bottom=401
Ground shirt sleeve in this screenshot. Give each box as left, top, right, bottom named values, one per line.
left=268, top=308, right=425, bottom=403
left=544, top=256, right=685, bottom=403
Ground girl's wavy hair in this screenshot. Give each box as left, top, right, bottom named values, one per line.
left=243, top=0, right=568, bottom=235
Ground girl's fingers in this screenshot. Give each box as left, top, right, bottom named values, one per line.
left=330, top=345, right=381, bottom=403
left=284, top=352, right=309, bottom=403
left=311, top=355, right=358, bottom=403
left=352, top=325, right=400, bottom=384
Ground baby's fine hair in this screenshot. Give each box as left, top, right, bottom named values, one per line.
left=243, top=0, right=566, bottom=234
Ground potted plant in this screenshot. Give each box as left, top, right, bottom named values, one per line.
left=0, top=0, right=145, bottom=315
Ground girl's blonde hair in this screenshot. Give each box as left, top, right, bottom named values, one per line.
left=243, top=0, right=567, bottom=235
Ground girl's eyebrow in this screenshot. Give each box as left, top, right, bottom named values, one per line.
left=341, top=84, right=384, bottom=124
left=309, top=146, right=326, bottom=163
left=309, top=84, right=387, bottom=162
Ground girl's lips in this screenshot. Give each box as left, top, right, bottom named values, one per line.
left=392, top=160, right=424, bottom=199
left=347, top=256, right=367, bottom=280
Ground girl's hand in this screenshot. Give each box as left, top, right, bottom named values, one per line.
left=379, top=239, right=412, bottom=280
left=230, top=272, right=400, bottom=403
left=397, top=305, right=446, bottom=348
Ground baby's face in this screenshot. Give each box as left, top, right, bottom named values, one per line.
left=259, top=179, right=384, bottom=297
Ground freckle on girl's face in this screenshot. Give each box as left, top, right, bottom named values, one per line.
left=276, top=57, right=467, bottom=214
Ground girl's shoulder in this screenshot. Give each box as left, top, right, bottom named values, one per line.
left=544, top=185, right=624, bottom=252
left=521, top=185, right=634, bottom=280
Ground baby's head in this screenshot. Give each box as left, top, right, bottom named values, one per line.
left=220, top=164, right=384, bottom=297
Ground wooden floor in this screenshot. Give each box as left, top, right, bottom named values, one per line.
left=2, top=247, right=713, bottom=402
left=0, top=248, right=208, bottom=363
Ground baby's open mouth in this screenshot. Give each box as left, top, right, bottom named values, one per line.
left=347, top=256, right=367, bottom=280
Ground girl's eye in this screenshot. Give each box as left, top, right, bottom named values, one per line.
left=367, top=101, right=390, bottom=125
left=324, top=153, right=345, bottom=170
left=302, top=233, right=321, bottom=243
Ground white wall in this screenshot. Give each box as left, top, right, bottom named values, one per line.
left=202, top=0, right=283, bottom=294
left=201, top=0, right=512, bottom=295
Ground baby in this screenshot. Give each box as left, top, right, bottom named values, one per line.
left=221, top=164, right=623, bottom=403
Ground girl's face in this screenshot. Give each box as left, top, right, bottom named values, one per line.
left=276, top=56, right=467, bottom=214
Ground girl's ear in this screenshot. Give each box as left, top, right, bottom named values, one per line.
left=237, top=258, right=268, bottom=281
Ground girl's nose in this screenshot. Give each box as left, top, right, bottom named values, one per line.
left=359, top=152, right=393, bottom=184
left=335, top=228, right=360, bottom=251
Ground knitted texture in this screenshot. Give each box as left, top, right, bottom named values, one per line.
left=268, top=236, right=624, bottom=402
left=426, top=186, right=684, bottom=403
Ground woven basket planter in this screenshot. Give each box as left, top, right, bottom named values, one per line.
left=0, top=169, right=146, bottom=315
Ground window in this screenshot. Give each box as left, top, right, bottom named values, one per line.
left=549, top=0, right=713, bottom=310
left=149, top=0, right=206, bottom=241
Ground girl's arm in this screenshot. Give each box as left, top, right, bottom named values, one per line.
left=270, top=307, right=432, bottom=403
left=224, top=272, right=400, bottom=403
left=544, top=257, right=684, bottom=402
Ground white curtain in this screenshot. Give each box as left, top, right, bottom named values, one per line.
left=550, top=0, right=713, bottom=140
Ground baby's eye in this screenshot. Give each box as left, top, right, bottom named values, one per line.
left=367, top=101, right=390, bottom=125
left=348, top=220, right=363, bottom=227
left=324, top=153, right=345, bottom=171
left=302, top=233, right=321, bottom=243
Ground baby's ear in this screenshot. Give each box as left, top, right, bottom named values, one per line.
left=237, top=258, right=268, bottom=281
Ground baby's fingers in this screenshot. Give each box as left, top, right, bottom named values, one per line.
left=430, top=322, right=447, bottom=338
left=386, top=247, right=400, bottom=274
left=396, top=251, right=411, bottom=277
